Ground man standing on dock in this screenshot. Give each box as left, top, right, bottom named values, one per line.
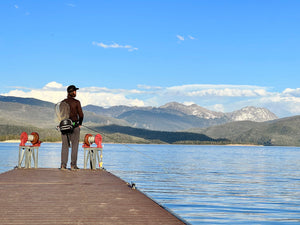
left=61, top=85, right=84, bottom=170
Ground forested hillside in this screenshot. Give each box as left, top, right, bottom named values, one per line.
left=191, top=116, right=300, bottom=146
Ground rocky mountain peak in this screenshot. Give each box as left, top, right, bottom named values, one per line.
left=160, top=102, right=223, bottom=119
left=160, top=102, right=277, bottom=122
left=228, top=106, right=278, bottom=122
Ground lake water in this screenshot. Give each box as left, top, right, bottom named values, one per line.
left=0, top=143, right=299, bottom=224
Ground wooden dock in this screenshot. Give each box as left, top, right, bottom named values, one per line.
left=0, top=168, right=187, bottom=225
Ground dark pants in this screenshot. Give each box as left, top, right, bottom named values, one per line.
left=61, top=127, right=80, bottom=167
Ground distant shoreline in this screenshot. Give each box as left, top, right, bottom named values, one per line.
left=0, top=140, right=262, bottom=146
left=1, top=140, right=19, bottom=143
left=226, top=144, right=263, bottom=146
left=0, top=140, right=61, bottom=144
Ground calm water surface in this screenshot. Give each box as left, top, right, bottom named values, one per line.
left=0, top=143, right=299, bottom=224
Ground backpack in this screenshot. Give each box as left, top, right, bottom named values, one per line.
left=59, top=119, right=74, bottom=135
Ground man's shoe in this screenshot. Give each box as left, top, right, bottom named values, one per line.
left=60, top=165, right=67, bottom=171
left=71, top=165, right=80, bottom=171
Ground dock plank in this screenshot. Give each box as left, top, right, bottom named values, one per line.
left=0, top=168, right=186, bottom=225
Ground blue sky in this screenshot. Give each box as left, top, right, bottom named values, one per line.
left=1, top=0, right=300, bottom=117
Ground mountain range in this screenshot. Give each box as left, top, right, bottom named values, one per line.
left=2, top=95, right=300, bottom=146
left=0, top=95, right=278, bottom=131
left=83, top=102, right=278, bottom=131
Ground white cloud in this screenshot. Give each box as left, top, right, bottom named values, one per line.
left=43, top=81, right=64, bottom=89
left=1, top=82, right=145, bottom=107
left=5, top=89, right=66, bottom=105
left=137, top=84, right=163, bottom=91
left=188, top=35, right=195, bottom=40
left=165, top=84, right=268, bottom=97
left=79, top=92, right=144, bottom=107
left=177, top=35, right=196, bottom=41
left=283, top=88, right=300, bottom=97
left=2, top=82, right=300, bottom=118
left=176, top=35, right=184, bottom=41
left=14, top=5, right=19, bottom=9
left=92, top=41, right=138, bottom=51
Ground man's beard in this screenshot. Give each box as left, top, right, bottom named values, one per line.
left=69, top=92, right=76, bottom=98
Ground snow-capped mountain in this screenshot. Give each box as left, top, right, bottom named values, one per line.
left=228, top=106, right=278, bottom=122
left=160, top=102, right=278, bottom=122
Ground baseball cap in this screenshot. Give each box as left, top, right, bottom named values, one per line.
left=67, top=85, right=79, bottom=93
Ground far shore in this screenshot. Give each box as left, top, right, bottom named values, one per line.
left=1, top=140, right=20, bottom=143
left=0, top=140, right=262, bottom=146
left=226, top=144, right=263, bottom=146
left=0, top=140, right=61, bottom=143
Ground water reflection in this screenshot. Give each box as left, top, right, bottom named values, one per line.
left=0, top=143, right=299, bottom=224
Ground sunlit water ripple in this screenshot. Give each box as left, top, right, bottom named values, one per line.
left=0, top=143, right=299, bottom=224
